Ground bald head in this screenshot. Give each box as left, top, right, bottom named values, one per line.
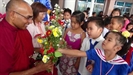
left=5, top=0, right=33, bottom=29
left=6, top=0, right=30, bottom=12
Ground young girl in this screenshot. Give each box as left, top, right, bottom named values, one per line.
left=110, top=8, right=121, bottom=17
left=125, top=23, right=133, bottom=75
left=59, top=11, right=86, bottom=75
left=58, top=31, right=131, bottom=75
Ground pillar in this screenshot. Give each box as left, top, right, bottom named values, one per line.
left=89, top=0, right=95, bottom=16
left=64, top=0, right=76, bottom=13
left=103, top=0, right=116, bottom=16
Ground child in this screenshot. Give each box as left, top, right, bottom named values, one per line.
left=63, top=8, right=72, bottom=30
left=59, top=11, right=86, bottom=75
left=102, top=17, right=111, bottom=37
left=78, top=17, right=104, bottom=75
left=110, top=16, right=124, bottom=31
left=110, top=8, right=121, bottom=17
left=58, top=31, right=131, bottom=75
left=92, top=12, right=96, bottom=17
left=125, top=23, right=133, bottom=75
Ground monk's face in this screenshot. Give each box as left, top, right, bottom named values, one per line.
left=12, top=3, right=33, bottom=29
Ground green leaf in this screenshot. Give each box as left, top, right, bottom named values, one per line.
left=54, top=51, right=62, bottom=57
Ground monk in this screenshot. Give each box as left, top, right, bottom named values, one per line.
left=0, top=0, right=53, bottom=75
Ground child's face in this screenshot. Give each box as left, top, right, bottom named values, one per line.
left=127, top=24, right=133, bottom=31
left=63, top=12, right=71, bottom=20
left=112, top=11, right=120, bottom=17
left=71, top=17, right=81, bottom=30
left=102, top=32, right=118, bottom=51
left=86, top=22, right=102, bottom=39
left=110, top=18, right=121, bottom=31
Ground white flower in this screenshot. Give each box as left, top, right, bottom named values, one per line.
left=57, top=44, right=59, bottom=46
left=60, top=38, right=62, bottom=40
left=55, top=4, right=58, bottom=8
left=61, top=9, right=64, bottom=12
left=52, top=10, right=55, bottom=13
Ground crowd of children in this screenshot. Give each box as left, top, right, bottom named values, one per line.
left=56, top=7, right=133, bottom=75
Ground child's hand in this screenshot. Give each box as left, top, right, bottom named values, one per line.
left=86, top=64, right=94, bottom=73
left=128, top=71, right=133, bottom=75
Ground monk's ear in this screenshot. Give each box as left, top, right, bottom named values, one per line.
left=10, top=11, right=16, bottom=20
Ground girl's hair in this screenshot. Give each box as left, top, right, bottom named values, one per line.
left=126, top=22, right=133, bottom=32
left=105, top=31, right=131, bottom=56
left=31, top=2, right=47, bottom=23
left=64, top=8, right=72, bottom=15
left=110, top=8, right=121, bottom=17
left=104, top=17, right=111, bottom=27
left=71, top=11, right=85, bottom=25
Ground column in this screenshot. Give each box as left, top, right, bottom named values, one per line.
left=89, top=0, right=95, bottom=16
left=64, top=0, right=76, bottom=13
left=58, top=0, right=64, bottom=9
left=0, top=0, right=10, bottom=14
left=103, top=0, right=116, bottom=16
left=130, top=4, right=133, bottom=15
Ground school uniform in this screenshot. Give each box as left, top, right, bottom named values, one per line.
left=86, top=48, right=130, bottom=75
left=78, top=34, right=104, bottom=75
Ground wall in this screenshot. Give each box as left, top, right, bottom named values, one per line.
left=0, top=0, right=9, bottom=14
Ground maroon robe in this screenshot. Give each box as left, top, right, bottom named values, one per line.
left=0, top=18, right=57, bottom=75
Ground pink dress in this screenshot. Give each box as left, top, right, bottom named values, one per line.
left=59, top=31, right=82, bottom=75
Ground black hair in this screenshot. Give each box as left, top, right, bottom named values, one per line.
left=87, top=7, right=90, bottom=11
left=83, top=10, right=88, bottom=15
left=111, top=16, right=125, bottom=26
left=126, top=22, right=133, bottom=32
left=87, top=17, right=104, bottom=29
left=64, top=8, right=72, bottom=15
left=97, top=11, right=103, bottom=17
left=105, top=31, right=131, bottom=56
left=110, top=8, right=121, bottom=17
left=123, top=14, right=130, bottom=20
left=71, top=11, right=85, bottom=25
left=104, top=17, right=111, bottom=27
left=92, top=12, right=96, bottom=15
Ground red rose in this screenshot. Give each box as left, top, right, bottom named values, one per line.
left=46, top=30, right=52, bottom=36
left=50, top=16, right=55, bottom=20
left=44, top=21, right=49, bottom=25
left=40, top=48, right=44, bottom=55
left=58, top=20, right=64, bottom=26
left=47, top=47, right=55, bottom=54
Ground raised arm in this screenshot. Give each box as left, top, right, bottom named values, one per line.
left=58, top=48, right=87, bottom=57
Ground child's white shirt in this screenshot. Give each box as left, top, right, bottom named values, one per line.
left=102, top=27, right=109, bottom=37
left=78, top=34, right=104, bottom=75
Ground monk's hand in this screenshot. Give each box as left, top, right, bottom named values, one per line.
left=36, top=61, right=53, bottom=71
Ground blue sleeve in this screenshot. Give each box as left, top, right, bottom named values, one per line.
left=130, top=53, right=133, bottom=71
left=85, top=49, right=97, bottom=61
left=118, top=64, right=130, bottom=75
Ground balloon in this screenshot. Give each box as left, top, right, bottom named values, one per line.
left=34, top=0, right=52, bottom=10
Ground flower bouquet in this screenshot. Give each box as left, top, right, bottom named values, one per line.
left=35, top=4, right=66, bottom=71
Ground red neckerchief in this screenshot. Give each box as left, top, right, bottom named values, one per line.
left=125, top=47, right=133, bottom=65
